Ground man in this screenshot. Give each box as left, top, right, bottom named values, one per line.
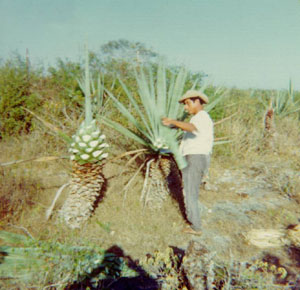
left=162, top=90, right=213, bottom=235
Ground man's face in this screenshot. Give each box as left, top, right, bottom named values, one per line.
left=183, top=98, right=199, bottom=115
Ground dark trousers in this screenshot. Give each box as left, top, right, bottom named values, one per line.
left=182, top=154, right=210, bottom=230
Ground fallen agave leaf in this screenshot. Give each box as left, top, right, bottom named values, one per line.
left=34, top=156, right=62, bottom=162
left=0, top=156, right=65, bottom=166
left=246, top=229, right=288, bottom=248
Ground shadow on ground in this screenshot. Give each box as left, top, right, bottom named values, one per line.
left=67, top=245, right=159, bottom=290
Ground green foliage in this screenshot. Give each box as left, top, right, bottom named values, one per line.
left=140, top=247, right=184, bottom=289
left=47, top=58, right=84, bottom=106
left=77, top=65, right=107, bottom=118
left=215, top=259, right=289, bottom=289
left=0, top=55, right=41, bottom=137
left=201, top=85, right=226, bottom=121
left=139, top=246, right=291, bottom=289
left=0, top=231, right=137, bottom=288
left=270, top=80, right=300, bottom=117
left=255, top=80, right=300, bottom=118
left=100, top=39, right=158, bottom=66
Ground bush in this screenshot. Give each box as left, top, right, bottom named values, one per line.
left=0, top=55, right=41, bottom=137
left=47, top=58, right=84, bottom=107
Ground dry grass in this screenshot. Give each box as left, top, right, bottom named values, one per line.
left=0, top=167, right=41, bottom=224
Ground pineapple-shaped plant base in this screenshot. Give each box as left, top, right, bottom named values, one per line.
left=59, top=162, right=105, bottom=229
left=141, top=155, right=182, bottom=209
left=59, top=120, right=109, bottom=229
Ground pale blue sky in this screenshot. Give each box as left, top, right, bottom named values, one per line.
left=1, top=0, right=300, bottom=90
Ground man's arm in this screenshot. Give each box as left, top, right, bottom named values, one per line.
left=161, top=117, right=196, bottom=132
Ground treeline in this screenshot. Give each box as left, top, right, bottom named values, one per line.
left=0, top=39, right=299, bottom=138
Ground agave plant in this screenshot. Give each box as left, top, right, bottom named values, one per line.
left=101, top=63, right=190, bottom=207
left=260, top=80, right=300, bottom=120
left=269, top=80, right=300, bottom=117
left=259, top=80, right=300, bottom=139
left=58, top=46, right=109, bottom=228
left=102, top=63, right=225, bottom=208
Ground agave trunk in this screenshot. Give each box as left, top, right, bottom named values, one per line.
left=59, top=161, right=104, bottom=228
left=263, top=106, right=275, bottom=150
left=142, top=155, right=181, bottom=208
left=264, top=107, right=274, bottom=133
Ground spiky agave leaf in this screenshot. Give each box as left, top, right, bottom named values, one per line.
left=77, top=67, right=107, bottom=116
left=204, top=86, right=227, bottom=113
left=259, top=80, right=300, bottom=117
left=200, top=85, right=231, bottom=146
left=272, top=85, right=300, bottom=117
left=0, top=230, right=32, bottom=245
left=23, top=108, right=72, bottom=144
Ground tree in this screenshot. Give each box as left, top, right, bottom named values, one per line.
left=100, top=39, right=158, bottom=64
left=0, top=54, right=41, bottom=137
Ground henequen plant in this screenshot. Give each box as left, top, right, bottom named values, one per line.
left=58, top=46, right=109, bottom=228
left=102, top=62, right=226, bottom=207
left=271, top=80, right=300, bottom=117
left=25, top=47, right=108, bottom=228
left=260, top=80, right=300, bottom=143
left=102, top=62, right=189, bottom=207
left=260, top=80, right=300, bottom=123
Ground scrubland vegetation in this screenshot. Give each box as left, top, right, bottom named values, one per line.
left=0, top=40, right=300, bottom=289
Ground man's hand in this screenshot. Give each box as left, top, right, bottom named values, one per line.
left=162, top=117, right=196, bottom=132
left=161, top=117, right=174, bottom=127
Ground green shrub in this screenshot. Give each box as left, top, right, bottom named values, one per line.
left=0, top=55, right=41, bottom=137
left=47, top=58, right=83, bottom=106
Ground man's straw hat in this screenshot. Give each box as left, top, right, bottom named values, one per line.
left=179, top=90, right=209, bottom=104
